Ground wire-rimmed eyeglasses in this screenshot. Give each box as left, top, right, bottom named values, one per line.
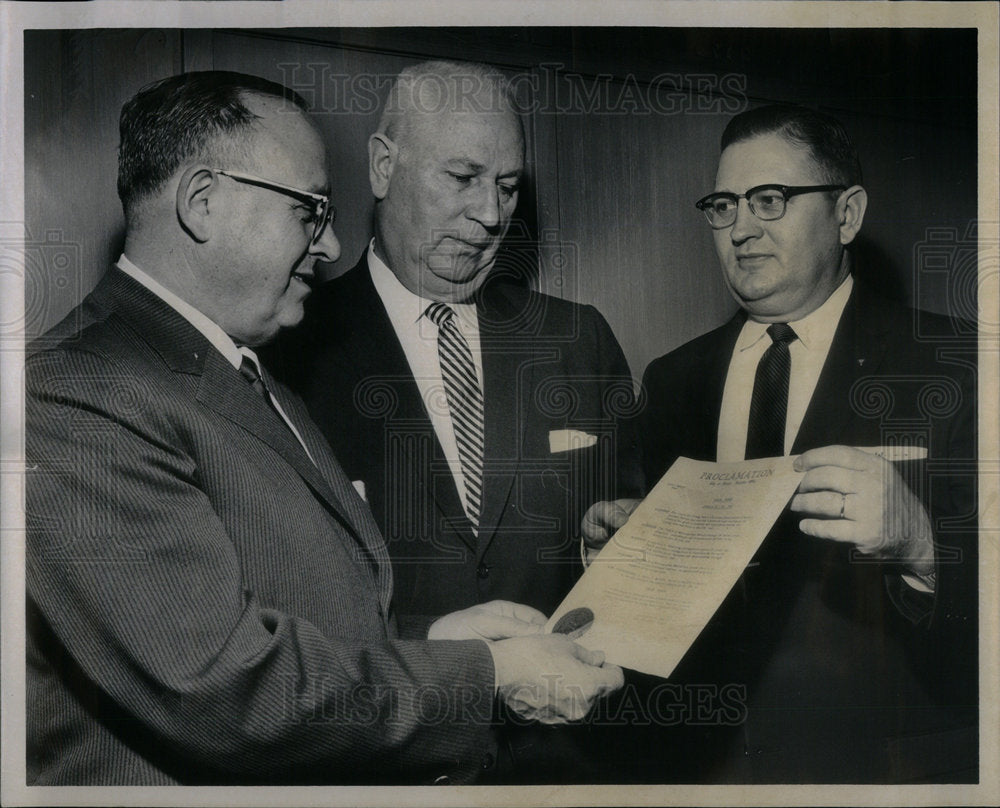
left=214, top=168, right=335, bottom=246
left=695, top=184, right=845, bottom=229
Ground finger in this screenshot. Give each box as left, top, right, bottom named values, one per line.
left=790, top=490, right=850, bottom=519
left=798, top=517, right=865, bottom=543
left=582, top=499, right=641, bottom=540
left=481, top=615, right=544, bottom=639
left=597, top=663, right=625, bottom=692
left=581, top=502, right=614, bottom=544
left=795, top=465, right=861, bottom=494
left=794, top=445, right=878, bottom=472
left=610, top=498, right=642, bottom=527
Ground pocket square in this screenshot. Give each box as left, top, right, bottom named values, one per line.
left=549, top=429, right=598, bottom=453
left=352, top=480, right=368, bottom=502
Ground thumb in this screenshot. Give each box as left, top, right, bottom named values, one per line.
left=508, top=602, right=548, bottom=626
left=570, top=642, right=606, bottom=667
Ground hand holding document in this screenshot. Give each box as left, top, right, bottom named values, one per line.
left=546, top=455, right=804, bottom=679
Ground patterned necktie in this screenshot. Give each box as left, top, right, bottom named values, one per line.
left=426, top=302, right=484, bottom=529
left=744, top=322, right=798, bottom=460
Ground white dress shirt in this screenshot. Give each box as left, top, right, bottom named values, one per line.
left=367, top=243, right=484, bottom=517
left=717, top=275, right=854, bottom=461
left=715, top=276, right=931, bottom=592
left=116, top=255, right=315, bottom=464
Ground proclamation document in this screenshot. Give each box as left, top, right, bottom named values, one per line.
left=546, top=456, right=804, bottom=679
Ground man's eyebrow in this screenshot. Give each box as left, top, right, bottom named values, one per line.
left=445, top=158, right=485, bottom=173
left=443, top=159, right=522, bottom=180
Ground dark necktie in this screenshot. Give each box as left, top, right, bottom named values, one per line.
left=239, top=354, right=270, bottom=400
left=425, top=302, right=484, bottom=529
left=238, top=350, right=316, bottom=465
left=744, top=322, right=797, bottom=460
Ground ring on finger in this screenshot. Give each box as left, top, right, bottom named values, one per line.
left=839, top=492, right=847, bottom=519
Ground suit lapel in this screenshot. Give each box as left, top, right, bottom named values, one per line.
left=340, top=261, right=476, bottom=554
left=701, top=313, right=746, bottom=461
left=195, top=352, right=352, bottom=522
left=793, top=284, right=890, bottom=452
left=281, top=386, right=395, bottom=615
left=474, top=284, right=530, bottom=557
left=107, top=269, right=388, bottom=596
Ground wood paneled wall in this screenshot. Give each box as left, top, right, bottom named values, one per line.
left=24, top=27, right=978, bottom=380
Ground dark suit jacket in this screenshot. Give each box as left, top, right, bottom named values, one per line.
left=268, top=256, right=640, bottom=620
left=25, top=269, right=497, bottom=785
left=631, top=280, right=978, bottom=783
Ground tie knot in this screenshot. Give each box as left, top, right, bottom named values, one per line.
left=239, top=355, right=262, bottom=384
left=425, top=302, right=455, bottom=328
left=238, top=352, right=268, bottom=397
left=767, top=322, right=797, bottom=345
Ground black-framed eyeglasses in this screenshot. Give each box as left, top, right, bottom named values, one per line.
left=214, top=168, right=335, bottom=246
left=695, top=184, right=846, bottom=229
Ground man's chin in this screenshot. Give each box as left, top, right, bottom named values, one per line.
left=420, top=258, right=493, bottom=300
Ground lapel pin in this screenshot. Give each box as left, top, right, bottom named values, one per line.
left=857, top=358, right=865, bottom=367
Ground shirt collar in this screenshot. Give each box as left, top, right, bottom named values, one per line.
left=367, top=239, right=478, bottom=330
left=116, top=254, right=243, bottom=370
left=736, top=274, right=854, bottom=353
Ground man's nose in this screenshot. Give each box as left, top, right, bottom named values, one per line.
left=309, top=225, right=341, bottom=264
left=729, top=197, right=762, bottom=243
left=467, top=182, right=502, bottom=230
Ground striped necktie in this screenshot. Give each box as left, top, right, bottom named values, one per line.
left=745, top=322, right=798, bottom=460
left=425, top=302, right=484, bottom=529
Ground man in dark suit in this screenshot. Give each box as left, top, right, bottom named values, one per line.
left=266, top=59, right=638, bottom=783
left=270, top=60, right=639, bottom=623
left=25, top=70, right=624, bottom=786
left=584, top=105, right=977, bottom=782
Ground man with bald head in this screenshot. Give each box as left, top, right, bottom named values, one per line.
left=271, top=60, right=638, bottom=780
left=26, top=70, right=625, bottom=785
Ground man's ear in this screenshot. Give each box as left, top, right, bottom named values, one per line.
left=175, top=165, right=217, bottom=243
left=837, top=185, right=868, bottom=246
left=368, top=132, right=398, bottom=200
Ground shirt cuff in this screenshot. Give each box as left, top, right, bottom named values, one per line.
left=901, top=570, right=936, bottom=594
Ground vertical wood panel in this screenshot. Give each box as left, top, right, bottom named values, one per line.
left=24, top=28, right=978, bottom=381
left=543, top=74, right=737, bottom=380
left=25, top=30, right=183, bottom=337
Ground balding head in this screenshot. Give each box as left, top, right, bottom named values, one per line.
left=368, top=60, right=525, bottom=303
left=377, top=60, right=523, bottom=148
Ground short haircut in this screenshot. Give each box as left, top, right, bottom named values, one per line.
left=721, top=104, right=863, bottom=187
left=117, top=71, right=308, bottom=224
left=377, top=59, right=522, bottom=145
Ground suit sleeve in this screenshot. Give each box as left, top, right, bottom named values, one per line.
left=637, top=352, right=685, bottom=490
left=890, top=355, right=978, bottom=703
left=26, top=346, right=495, bottom=783
left=581, top=304, right=643, bottom=500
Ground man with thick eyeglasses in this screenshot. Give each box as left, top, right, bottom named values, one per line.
left=585, top=104, right=976, bottom=782
left=213, top=168, right=335, bottom=247
left=24, top=70, right=623, bottom=786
